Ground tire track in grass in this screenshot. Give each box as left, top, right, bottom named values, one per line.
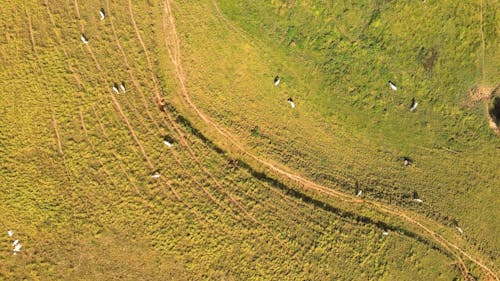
left=41, top=0, right=150, bottom=200
left=171, top=105, right=341, bottom=237
left=128, top=0, right=264, bottom=228
left=50, top=0, right=156, bottom=173
left=162, top=1, right=499, bottom=279
left=78, top=35, right=154, bottom=168
left=45, top=0, right=194, bottom=215
left=24, top=5, right=103, bottom=228
left=45, top=0, right=155, bottom=203
left=80, top=106, right=143, bottom=196
left=27, top=11, right=64, bottom=156
left=161, top=0, right=359, bottom=206
left=72, top=0, right=159, bottom=171
left=42, top=0, right=214, bottom=232
left=91, top=104, right=109, bottom=138
left=82, top=73, right=209, bottom=230
left=105, top=0, right=161, bottom=132
left=84, top=105, right=172, bottom=207
left=81, top=109, right=164, bottom=219
left=105, top=0, right=235, bottom=215
left=25, top=8, right=76, bottom=191
left=68, top=0, right=231, bottom=228
left=172, top=118, right=327, bottom=234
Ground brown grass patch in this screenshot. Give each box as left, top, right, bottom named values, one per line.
left=463, top=85, right=499, bottom=134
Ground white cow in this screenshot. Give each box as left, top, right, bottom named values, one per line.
left=7, top=230, right=13, bottom=237
left=13, top=243, right=22, bottom=254
left=274, top=76, right=280, bottom=86
left=163, top=139, right=173, bottom=147
left=120, top=83, right=126, bottom=93
left=388, top=81, right=397, bottom=91
left=410, top=101, right=418, bottom=112
left=112, top=85, right=119, bottom=94
left=100, top=9, right=105, bottom=20
left=81, top=35, right=88, bottom=44
left=356, top=190, right=362, bottom=197
left=287, top=97, right=295, bottom=109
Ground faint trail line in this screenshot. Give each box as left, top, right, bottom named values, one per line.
left=108, top=92, right=155, bottom=169
left=105, top=0, right=161, bottom=131
left=71, top=0, right=156, bottom=170
left=162, top=0, right=498, bottom=279
left=91, top=105, right=109, bottom=138
left=127, top=0, right=266, bottom=227
left=71, top=0, right=230, bottom=227
left=43, top=0, right=210, bottom=227
left=158, top=0, right=288, bottom=244
left=127, top=0, right=154, bottom=73
left=79, top=109, right=96, bottom=152
left=111, top=0, right=235, bottom=215
left=41, top=0, right=151, bottom=194
left=73, top=0, right=81, bottom=19
left=479, top=0, right=486, bottom=81
left=114, top=155, right=141, bottom=195
left=211, top=0, right=252, bottom=45
left=82, top=108, right=143, bottom=196
left=27, top=11, right=64, bottom=156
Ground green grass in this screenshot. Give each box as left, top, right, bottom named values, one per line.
left=0, top=0, right=498, bottom=280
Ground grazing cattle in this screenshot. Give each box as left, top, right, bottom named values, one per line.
left=413, top=198, right=423, bottom=203
left=456, top=227, right=464, bottom=234
left=100, top=8, right=105, bottom=20
left=382, top=231, right=389, bottom=236
left=120, top=82, right=126, bottom=93
left=112, top=83, right=119, bottom=94
left=81, top=34, right=89, bottom=44
left=410, top=98, right=419, bottom=111
left=163, top=138, right=173, bottom=147
left=12, top=240, right=19, bottom=247
left=13, top=242, right=22, bottom=254
left=287, top=97, right=295, bottom=109
left=274, top=76, right=280, bottom=86
left=403, top=157, right=412, bottom=166
left=388, top=81, right=397, bottom=91
left=151, top=171, right=161, bottom=179
left=356, top=190, right=362, bottom=197
left=7, top=230, right=13, bottom=237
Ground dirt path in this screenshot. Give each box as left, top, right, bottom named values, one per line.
left=127, top=0, right=267, bottom=227
left=52, top=0, right=212, bottom=227
left=116, top=0, right=236, bottom=215
left=39, top=0, right=219, bottom=230
left=161, top=0, right=498, bottom=279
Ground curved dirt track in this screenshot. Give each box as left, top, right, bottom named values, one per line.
left=161, top=0, right=498, bottom=280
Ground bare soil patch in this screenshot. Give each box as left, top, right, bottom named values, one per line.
left=463, top=85, right=499, bottom=135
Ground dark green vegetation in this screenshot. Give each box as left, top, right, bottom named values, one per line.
left=490, top=89, right=500, bottom=126
left=0, top=0, right=498, bottom=280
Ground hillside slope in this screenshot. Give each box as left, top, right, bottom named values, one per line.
left=0, top=0, right=498, bottom=280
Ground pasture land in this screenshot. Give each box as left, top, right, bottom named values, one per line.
left=0, top=0, right=498, bottom=280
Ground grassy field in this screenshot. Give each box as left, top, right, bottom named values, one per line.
left=0, top=0, right=498, bottom=280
